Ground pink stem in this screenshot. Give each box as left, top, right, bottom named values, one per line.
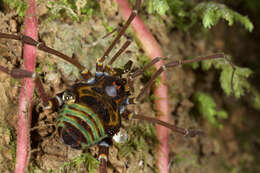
left=14, top=0, right=37, bottom=172
left=115, top=1, right=170, bottom=173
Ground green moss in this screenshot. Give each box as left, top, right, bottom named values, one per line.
left=46, top=0, right=99, bottom=22
left=137, top=0, right=254, bottom=31
left=249, top=88, right=260, bottom=110
left=192, top=91, right=228, bottom=129
left=9, top=131, right=16, bottom=170
left=0, top=124, right=16, bottom=170
left=118, top=123, right=158, bottom=157
left=59, top=153, right=99, bottom=173
left=2, top=0, right=28, bottom=17
left=116, top=123, right=159, bottom=171
left=173, top=151, right=200, bottom=170
left=28, top=165, right=43, bottom=173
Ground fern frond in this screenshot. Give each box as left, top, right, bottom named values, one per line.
left=148, top=0, right=170, bottom=16
left=193, top=2, right=254, bottom=32
left=220, top=65, right=252, bottom=98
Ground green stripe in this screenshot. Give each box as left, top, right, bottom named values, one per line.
left=62, top=106, right=100, bottom=142
left=69, top=103, right=106, bottom=136
left=58, top=115, right=93, bottom=145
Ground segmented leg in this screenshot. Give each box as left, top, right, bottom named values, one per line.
left=135, top=53, right=236, bottom=101
left=117, top=53, right=236, bottom=137
left=99, top=146, right=109, bottom=173
left=130, top=57, right=164, bottom=78
left=132, top=114, right=204, bottom=137
left=108, top=40, right=131, bottom=66
left=118, top=98, right=203, bottom=137
left=98, top=138, right=112, bottom=173
left=99, top=0, right=141, bottom=63
left=0, top=33, right=84, bottom=71
left=0, top=65, right=49, bottom=107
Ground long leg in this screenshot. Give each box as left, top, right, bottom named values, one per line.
left=99, top=41, right=132, bottom=75
left=0, top=64, right=50, bottom=107
left=130, top=57, right=164, bottom=78
left=132, top=114, right=204, bottom=137
left=134, top=53, right=236, bottom=101
left=119, top=105, right=203, bottom=137
left=108, top=40, right=131, bottom=66
left=119, top=54, right=236, bottom=137
left=99, top=0, right=141, bottom=63
left=0, top=33, right=85, bottom=71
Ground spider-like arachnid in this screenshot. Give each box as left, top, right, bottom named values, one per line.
left=0, top=0, right=237, bottom=172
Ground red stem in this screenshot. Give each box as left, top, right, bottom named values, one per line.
left=116, top=1, right=170, bottom=173
left=14, top=0, right=37, bottom=172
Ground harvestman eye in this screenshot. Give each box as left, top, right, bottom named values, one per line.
left=105, top=85, right=118, bottom=97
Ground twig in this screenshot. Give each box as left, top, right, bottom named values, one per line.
left=14, top=0, right=37, bottom=172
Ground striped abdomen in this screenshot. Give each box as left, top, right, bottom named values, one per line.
left=57, top=103, right=107, bottom=149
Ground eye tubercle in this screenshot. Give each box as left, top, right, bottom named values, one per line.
left=105, top=85, right=117, bottom=97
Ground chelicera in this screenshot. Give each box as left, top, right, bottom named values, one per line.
left=0, top=0, right=235, bottom=172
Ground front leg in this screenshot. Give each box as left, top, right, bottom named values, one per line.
left=0, top=65, right=50, bottom=107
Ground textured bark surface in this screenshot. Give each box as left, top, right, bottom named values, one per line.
left=14, top=0, right=37, bottom=172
